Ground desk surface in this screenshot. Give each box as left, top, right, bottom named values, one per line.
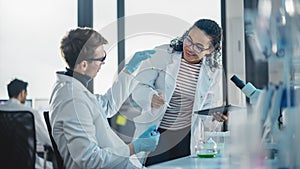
left=147, top=156, right=230, bottom=169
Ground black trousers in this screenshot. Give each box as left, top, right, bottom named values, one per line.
left=145, top=126, right=191, bottom=166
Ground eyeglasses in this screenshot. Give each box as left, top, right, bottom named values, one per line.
left=86, top=51, right=106, bottom=62
left=183, top=35, right=211, bottom=54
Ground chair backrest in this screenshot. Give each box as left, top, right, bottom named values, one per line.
left=0, top=110, right=36, bottom=169
left=43, top=111, right=65, bottom=169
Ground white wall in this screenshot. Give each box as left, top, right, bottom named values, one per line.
left=225, top=0, right=246, bottom=106
left=93, top=0, right=221, bottom=94
left=0, top=0, right=76, bottom=100
left=0, top=0, right=220, bottom=101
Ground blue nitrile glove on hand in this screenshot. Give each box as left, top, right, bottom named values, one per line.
left=132, top=125, right=160, bottom=154
left=125, top=50, right=155, bottom=74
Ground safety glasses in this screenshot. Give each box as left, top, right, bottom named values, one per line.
left=86, top=51, right=106, bottom=62
left=183, top=36, right=211, bottom=54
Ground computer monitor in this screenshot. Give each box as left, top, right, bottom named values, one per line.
left=25, top=99, right=32, bottom=107
left=0, top=100, right=7, bottom=105
left=0, top=99, right=32, bottom=108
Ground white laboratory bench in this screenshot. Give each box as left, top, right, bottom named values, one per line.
left=147, top=155, right=278, bottom=169
left=147, top=156, right=230, bottom=169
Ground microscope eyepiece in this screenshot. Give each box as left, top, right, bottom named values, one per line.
left=230, top=75, right=245, bottom=89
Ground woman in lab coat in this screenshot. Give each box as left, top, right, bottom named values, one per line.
left=49, top=27, right=159, bottom=169
left=129, top=19, right=227, bottom=165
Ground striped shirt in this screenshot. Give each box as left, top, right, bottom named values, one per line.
left=160, top=58, right=201, bottom=130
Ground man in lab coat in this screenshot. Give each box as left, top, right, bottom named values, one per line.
left=0, top=78, right=53, bottom=169
left=49, top=27, right=160, bottom=169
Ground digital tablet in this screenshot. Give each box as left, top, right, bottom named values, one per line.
left=194, top=104, right=243, bottom=116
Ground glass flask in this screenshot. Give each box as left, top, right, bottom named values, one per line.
left=194, top=119, right=218, bottom=158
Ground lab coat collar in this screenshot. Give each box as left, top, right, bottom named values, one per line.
left=169, top=51, right=214, bottom=79
left=201, top=57, right=216, bottom=80
left=165, top=51, right=181, bottom=78
left=7, top=98, right=21, bottom=105
left=57, top=68, right=92, bottom=88
left=50, top=72, right=92, bottom=107
left=55, top=71, right=87, bottom=90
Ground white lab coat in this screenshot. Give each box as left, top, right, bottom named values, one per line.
left=0, top=98, right=53, bottom=169
left=49, top=71, right=140, bottom=169
left=130, top=44, right=223, bottom=155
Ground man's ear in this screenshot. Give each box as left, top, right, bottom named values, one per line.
left=82, top=60, right=88, bottom=70
left=77, top=60, right=88, bottom=71
left=17, top=89, right=26, bottom=103
left=19, top=89, right=26, bottom=97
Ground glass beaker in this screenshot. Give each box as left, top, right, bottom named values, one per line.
left=197, top=137, right=217, bottom=158
left=194, top=118, right=218, bottom=158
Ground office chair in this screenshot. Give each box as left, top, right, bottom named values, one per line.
left=0, top=110, right=36, bottom=169
left=43, top=111, right=65, bottom=169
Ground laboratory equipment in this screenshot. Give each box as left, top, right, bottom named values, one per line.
left=194, top=117, right=218, bottom=158
left=196, top=137, right=217, bottom=158
left=150, top=130, right=158, bottom=136
left=230, top=75, right=262, bottom=104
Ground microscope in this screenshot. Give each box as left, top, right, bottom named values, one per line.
left=230, top=75, right=262, bottom=105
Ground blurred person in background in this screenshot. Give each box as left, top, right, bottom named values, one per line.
left=0, top=78, right=53, bottom=169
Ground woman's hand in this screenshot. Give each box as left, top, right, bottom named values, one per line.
left=212, top=112, right=228, bottom=122
left=151, top=93, right=166, bottom=109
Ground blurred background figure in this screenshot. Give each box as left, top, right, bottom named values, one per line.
left=0, top=78, right=53, bottom=169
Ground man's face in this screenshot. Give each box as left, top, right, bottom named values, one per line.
left=84, top=45, right=106, bottom=78
left=20, top=89, right=27, bottom=104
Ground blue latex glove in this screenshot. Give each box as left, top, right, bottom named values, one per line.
left=125, top=50, right=155, bottom=74
left=132, top=125, right=160, bottom=154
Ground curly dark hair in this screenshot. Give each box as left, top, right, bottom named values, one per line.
left=170, top=19, right=223, bottom=71
left=60, top=27, right=108, bottom=69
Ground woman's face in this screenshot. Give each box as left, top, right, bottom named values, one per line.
left=183, top=27, right=214, bottom=64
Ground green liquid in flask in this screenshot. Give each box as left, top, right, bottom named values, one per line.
left=197, top=153, right=216, bottom=158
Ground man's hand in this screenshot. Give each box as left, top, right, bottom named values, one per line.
left=131, top=125, right=160, bottom=154
left=125, top=50, right=155, bottom=74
